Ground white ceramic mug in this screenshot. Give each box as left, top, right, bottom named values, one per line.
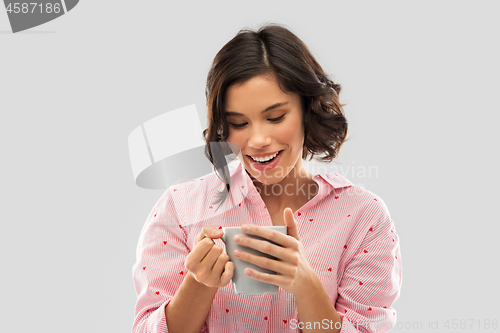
left=221, top=226, right=287, bottom=295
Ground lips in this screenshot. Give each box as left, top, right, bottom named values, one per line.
left=247, top=150, right=282, bottom=159
left=247, top=149, right=284, bottom=171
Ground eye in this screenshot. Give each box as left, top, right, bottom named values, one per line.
left=229, top=114, right=285, bottom=129
left=269, top=114, right=285, bottom=123
left=229, top=122, right=247, bottom=129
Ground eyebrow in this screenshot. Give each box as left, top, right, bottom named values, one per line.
left=225, top=102, right=289, bottom=117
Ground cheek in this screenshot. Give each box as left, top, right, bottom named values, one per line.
left=225, top=129, right=238, bottom=143
left=281, top=118, right=304, bottom=143
left=225, top=132, right=244, bottom=152
left=276, top=127, right=296, bottom=143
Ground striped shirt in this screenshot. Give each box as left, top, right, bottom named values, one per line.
left=132, top=161, right=402, bottom=333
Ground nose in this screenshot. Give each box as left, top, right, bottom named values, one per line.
left=247, top=126, right=272, bottom=149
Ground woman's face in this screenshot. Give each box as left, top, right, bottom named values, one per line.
left=224, top=74, right=306, bottom=185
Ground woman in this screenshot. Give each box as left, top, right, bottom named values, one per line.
left=133, top=23, right=402, bottom=333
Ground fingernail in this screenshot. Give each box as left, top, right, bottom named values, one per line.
left=234, top=249, right=241, bottom=257
left=242, top=225, right=249, bottom=232
left=234, top=235, right=241, bottom=243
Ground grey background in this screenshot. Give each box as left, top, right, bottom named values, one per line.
left=1, top=1, right=499, bottom=332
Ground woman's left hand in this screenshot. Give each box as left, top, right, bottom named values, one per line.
left=233, top=207, right=318, bottom=297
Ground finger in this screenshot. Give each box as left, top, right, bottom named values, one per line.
left=201, top=225, right=223, bottom=241
left=284, top=207, right=300, bottom=241
left=210, top=252, right=230, bottom=280
left=236, top=249, right=295, bottom=276
left=234, top=235, right=295, bottom=263
left=189, top=237, right=218, bottom=264
left=198, top=226, right=225, bottom=259
left=194, top=226, right=223, bottom=249
left=200, top=244, right=224, bottom=269
left=244, top=268, right=281, bottom=286
left=239, top=224, right=293, bottom=248
left=220, top=261, right=235, bottom=286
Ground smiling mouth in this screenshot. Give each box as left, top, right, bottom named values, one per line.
left=249, top=150, right=283, bottom=165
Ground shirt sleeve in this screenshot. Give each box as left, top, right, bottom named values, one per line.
left=131, top=187, right=209, bottom=333
left=335, top=197, right=403, bottom=333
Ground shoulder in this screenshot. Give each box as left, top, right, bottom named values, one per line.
left=321, top=173, right=389, bottom=213
left=166, top=171, right=224, bottom=201
left=320, top=173, right=393, bottom=233
left=340, top=182, right=395, bottom=245
left=158, top=171, right=227, bottom=226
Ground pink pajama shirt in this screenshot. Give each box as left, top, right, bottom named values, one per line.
left=132, top=161, right=402, bottom=333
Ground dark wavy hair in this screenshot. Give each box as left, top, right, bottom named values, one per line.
left=203, top=23, right=349, bottom=210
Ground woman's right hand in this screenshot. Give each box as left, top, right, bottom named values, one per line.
left=185, top=225, right=235, bottom=288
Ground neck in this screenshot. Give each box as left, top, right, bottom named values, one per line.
left=247, top=164, right=317, bottom=210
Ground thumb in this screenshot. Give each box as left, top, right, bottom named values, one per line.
left=284, top=207, right=300, bottom=241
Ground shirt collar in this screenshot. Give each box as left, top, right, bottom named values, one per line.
left=316, top=172, right=354, bottom=191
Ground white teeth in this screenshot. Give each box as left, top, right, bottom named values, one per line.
left=251, top=151, right=279, bottom=162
